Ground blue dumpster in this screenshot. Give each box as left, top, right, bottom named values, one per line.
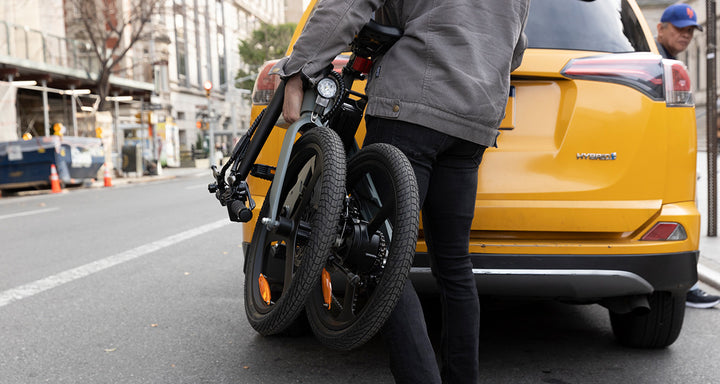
left=0, top=136, right=105, bottom=190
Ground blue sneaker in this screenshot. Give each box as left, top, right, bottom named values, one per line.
left=686, top=288, right=720, bottom=309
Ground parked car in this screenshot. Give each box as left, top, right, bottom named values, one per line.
left=243, top=0, right=699, bottom=348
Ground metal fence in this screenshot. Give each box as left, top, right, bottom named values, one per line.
left=0, top=20, right=147, bottom=82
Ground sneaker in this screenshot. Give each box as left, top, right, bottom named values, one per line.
left=686, top=288, right=720, bottom=309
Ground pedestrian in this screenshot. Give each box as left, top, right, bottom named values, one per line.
left=279, top=1, right=530, bottom=382
left=656, top=3, right=720, bottom=309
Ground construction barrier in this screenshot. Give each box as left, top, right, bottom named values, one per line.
left=103, top=163, right=113, bottom=187
left=49, top=164, right=62, bottom=193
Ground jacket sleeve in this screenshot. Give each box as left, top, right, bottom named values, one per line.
left=510, top=32, right=527, bottom=71
left=278, top=0, right=386, bottom=84
left=510, top=5, right=530, bottom=72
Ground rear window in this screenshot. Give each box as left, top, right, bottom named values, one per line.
left=525, top=0, right=651, bottom=53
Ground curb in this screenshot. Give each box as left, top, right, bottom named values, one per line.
left=2, top=168, right=207, bottom=198
left=698, top=263, right=720, bottom=292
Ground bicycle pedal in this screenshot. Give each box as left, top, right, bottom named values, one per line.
left=251, top=164, right=276, bottom=181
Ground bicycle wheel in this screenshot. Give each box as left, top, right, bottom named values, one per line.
left=306, top=143, right=420, bottom=350
left=244, top=127, right=345, bottom=335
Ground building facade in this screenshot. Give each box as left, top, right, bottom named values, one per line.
left=163, top=0, right=286, bottom=163
left=0, top=0, right=293, bottom=168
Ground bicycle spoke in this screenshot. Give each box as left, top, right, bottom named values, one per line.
left=282, top=237, right=297, bottom=293
left=367, top=202, right=393, bottom=236
left=296, top=161, right=323, bottom=214
left=336, top=280, right=358, bottom=322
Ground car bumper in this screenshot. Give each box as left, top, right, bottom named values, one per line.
left=410, top=251, right=698, bottom=300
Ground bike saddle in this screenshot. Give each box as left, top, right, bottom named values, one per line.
left=352, top=20, right=403, bottom=59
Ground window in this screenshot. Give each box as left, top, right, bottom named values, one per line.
left=173, top=0, right=188, bottom=85
left=194, top=0, right=203, bottom=86
left=216, top=0, right=227, bottom=86
left=525, top=0, right=650, bottom=53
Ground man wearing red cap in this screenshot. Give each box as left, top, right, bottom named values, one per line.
left=657, top=3, right=720, bottom=309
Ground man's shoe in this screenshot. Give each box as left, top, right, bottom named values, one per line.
left=686, top=288, right=720, bottom=309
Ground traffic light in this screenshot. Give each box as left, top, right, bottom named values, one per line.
left=95, top=127, right=103, bottom=138
left=203, top=81, right=213, bottom=97
left=135, top=111, right=153, bottom=123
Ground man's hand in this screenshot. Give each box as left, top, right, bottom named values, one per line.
left=283, top=74, right=304, bottom=124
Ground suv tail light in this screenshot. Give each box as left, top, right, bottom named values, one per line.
left=561, top=53, right=693, bottom=107
left=663, top=60, right=693, bottom=106
left=251, top=59, right=281, bottom=105
left=251, top=56, right=350, bottom=106
left=641, top=222, right=688, bottom=241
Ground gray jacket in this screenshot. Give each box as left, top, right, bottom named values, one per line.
left=279, top=0, right=530, bottom=147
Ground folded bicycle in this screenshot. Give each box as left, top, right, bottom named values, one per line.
left=210, top=21, right=419, bottom=351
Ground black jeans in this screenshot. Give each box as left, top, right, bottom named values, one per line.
left=364, top=117, right=485, bottom=384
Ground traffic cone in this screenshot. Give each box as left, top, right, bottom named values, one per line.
left=49, top=164, right=62, bottom=193
left=103, top=163, right=113, bottom=187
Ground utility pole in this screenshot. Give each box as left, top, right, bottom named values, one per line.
left=707, top=0, right=718, bottom=236
left=204, top=80, right=216, bottom=168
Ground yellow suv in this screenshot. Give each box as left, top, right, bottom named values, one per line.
left=244, top=0, right=699, bottom=349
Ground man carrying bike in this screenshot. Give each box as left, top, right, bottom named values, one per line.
left=280, top=1, right=530, bottom=383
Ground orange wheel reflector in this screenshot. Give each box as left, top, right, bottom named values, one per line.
left=258, top=274, right=272, bottom=305
left=322, top=268, right=332, bottom=310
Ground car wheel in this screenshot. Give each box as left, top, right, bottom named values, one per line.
left=609, top=291, right=685, bottom=348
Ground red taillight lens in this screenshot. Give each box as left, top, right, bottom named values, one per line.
left=562, top=53, right=664, bottom=101
left=251, top=59, right=282, bottom=106
left=352, top=56, right=374, bottom=74
left=641, top=222, right=687, bottom=241
left=663, top=60, right=693, bottom=106
left=250, top=55, right=351, bottom=106
left=561, top=53, right=693, bottom=107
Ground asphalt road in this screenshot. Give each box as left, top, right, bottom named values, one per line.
left=1, top=174, right=720, bottom=383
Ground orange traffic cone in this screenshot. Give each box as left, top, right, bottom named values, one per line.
left=50, top=164, right=62, bottom=193
left=103, top=163, right=113, bottom=187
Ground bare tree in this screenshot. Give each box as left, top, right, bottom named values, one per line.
left=67, top=0, right=165, bottom=111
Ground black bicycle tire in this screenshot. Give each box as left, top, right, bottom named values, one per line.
left=305, top=143, right=419, bottom=350
left=244, top=127, right=346, bottom=335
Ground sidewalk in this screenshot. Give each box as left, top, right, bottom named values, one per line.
left=91, top=165, right=210, bottom=188
left=0, top=164, right=212, bottom=198
left=696, top=151, right=720, bottom=291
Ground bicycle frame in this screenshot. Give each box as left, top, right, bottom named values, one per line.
left=210, top=20, right=402, bottom=228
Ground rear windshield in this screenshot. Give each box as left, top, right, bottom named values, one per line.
left=525, top=0, right=651, bottom=53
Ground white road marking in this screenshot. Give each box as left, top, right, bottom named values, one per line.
left=0, top=208, right=60, bottom=221
left=185, top=184, right=209, bottom=190
left=0, top=219, right=231, bottom=308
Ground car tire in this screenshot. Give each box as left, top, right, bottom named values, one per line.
left=609, top=291, right=685, bottom=348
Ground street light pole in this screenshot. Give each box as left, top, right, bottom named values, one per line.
left=70, top=85, right=78, bottom=137
left=204, top=80, right=216, bottom=168
left=42, top=78, right=50, bottom=136
left=707, top=0, right=717, bottom=237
